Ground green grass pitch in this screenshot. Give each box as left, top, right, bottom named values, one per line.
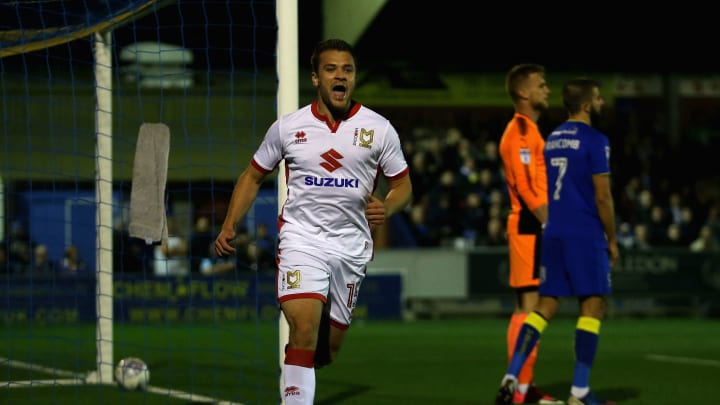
left=2, top=317, right=718, bottom=404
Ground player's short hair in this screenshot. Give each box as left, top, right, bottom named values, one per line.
left=310, top=38, right=356, bottom=73
left=562, top=78, right=602, bottom=115
left=505, top=63, right=545, bottom=103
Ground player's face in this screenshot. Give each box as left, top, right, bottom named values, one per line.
left=589, top=86, right=605, bottom=124
left=312, top=50, right=356, bottom=118
left=527, top=72, right=550, bottom=112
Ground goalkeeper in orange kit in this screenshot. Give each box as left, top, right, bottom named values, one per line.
left=496, top=63, right=561, bottom=404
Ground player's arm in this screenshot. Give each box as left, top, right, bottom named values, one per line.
left=507, top=133, right=547, bottom=224
left=593, top=172, right=619, bottom=267
left=366, top=173, right=412, bottom=228
left=532, top=140, right=549, bottom=224
left=531, top=204, right=548, bottom=225
left=215, top=164, right=269, bottom=256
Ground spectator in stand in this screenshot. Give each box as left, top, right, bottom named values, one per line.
left=29, top=244, right=56, bottom=275
left=476, top=139, right=502, bottom=174
left=439, top=127, right=465, bottom=172
left=426, top=170, right=464, bottom=243
left=632, top=223, right=652, bottom=251
left=487, top=198, right=506, bottom=225
left=487, top=187, right=507, bottom=210
left=7, top=220, right=35, bottom=274
left=664, top=223, right=685, bottom=247
left=153, top=217, right=190, bottom=277
left=246, top=222, right=276, bottom=273
left=458, top=155, right=480, bottom=192
left=477, top=217, right=506, bottom=247
left=113, top=217, right=154, bottom=274
left=679, top=206, right=701, bottom=245
left=408, top=150, right=435, bottom=204
left=200, top=226, right=253, bottom=276
left=616, top=176, right=642, bottom=226
left=425, top=137, right=446, bottom=175
left=189, top=215, right=215, bottom=273
left=475, top=168, right=503, bottom=206
left=647, top=205, right=669, bottom=246
left=705, top=203, right=720, bottom=236
left=245, top=242, right=275, bottom=273
left=460, top=192, right=487, bottom=247
left=690, top=224, right=720, bottom=252
left=457, top=136, right=482, bottom=163
left=666, top=191, right=684, bottom=225
left=617, top=222, right=636, bottom=250
left=407, top=203, right=441, bottom=247
left=634, top=189, right=654, bottom=225
left=59, top=245, right=87, bottom=276
left=254, top=223, right=275, bottom=256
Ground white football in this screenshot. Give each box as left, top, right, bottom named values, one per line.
left=114, top=357, right=150, bottom=390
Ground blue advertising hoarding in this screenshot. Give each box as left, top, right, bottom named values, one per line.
left=1, top=273, right=403, bottom=324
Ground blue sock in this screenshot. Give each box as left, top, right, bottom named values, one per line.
left=507, top=319, right=543, bottom=376
left=572, top=317, right=600, bottom=389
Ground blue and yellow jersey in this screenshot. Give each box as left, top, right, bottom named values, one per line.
left=543, top=121, right=610, bottom=239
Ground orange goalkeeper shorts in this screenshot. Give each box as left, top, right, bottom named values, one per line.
left=507, top=231, right=541, bottom=289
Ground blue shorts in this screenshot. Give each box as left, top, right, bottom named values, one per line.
left=539, top=236, right=612, bottom=297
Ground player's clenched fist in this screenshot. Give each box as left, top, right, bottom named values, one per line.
left=215, top=228, right=237, bottom=257
left=365, top=194, right=385, bottom=227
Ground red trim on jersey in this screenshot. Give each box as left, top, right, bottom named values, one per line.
left=285, top=348, right=315, bottom=367
left=250, top=159, right=273, bottom=174
left=346, top=101, right=361, bottom=117
left=310, top=100, right=362, bottom=133
left=385, top=166, right=410, bottom=181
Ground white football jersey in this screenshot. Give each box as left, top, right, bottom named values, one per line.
left=251, top=101, right=409, bottom=260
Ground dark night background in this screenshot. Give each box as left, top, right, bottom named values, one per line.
left=1, top=0, right=718, bottom=75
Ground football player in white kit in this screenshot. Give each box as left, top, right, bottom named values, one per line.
left=214, top=38, right=413, bottom=404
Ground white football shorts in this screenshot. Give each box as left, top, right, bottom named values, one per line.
left=277, top=245, right=367, bottom=326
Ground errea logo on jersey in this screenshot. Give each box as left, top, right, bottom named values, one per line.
left=353, top=128, right=374, bottom=149
left=294, top=131, right=307, bottom=144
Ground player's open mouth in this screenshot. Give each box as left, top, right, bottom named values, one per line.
left=332, top=85, right=346, bottom=100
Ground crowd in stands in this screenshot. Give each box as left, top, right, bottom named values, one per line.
left=2, top=107, right=720, bottom=276
left=0, top=221, right=88, bottom=276
left=0, top=215, right=276, bottom=276
left=385, top=107, right=720, bottom=253
left=110, top=215, right=276, bottom=276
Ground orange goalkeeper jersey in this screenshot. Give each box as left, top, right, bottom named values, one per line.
left=499, top=113, right=547, bottom=236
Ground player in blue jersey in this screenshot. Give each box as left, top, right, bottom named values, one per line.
left=495, top=78, right=619, bottom=405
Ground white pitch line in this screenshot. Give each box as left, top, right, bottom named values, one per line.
left=145, top=385, right=245, bottom=404
left=0, top=357, right=84, bottom=378
left=0, top=356, right=247, bottom=404
left=1, top=379, right=83, bottom=387
left=646, top=354, right=720, bottom=367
